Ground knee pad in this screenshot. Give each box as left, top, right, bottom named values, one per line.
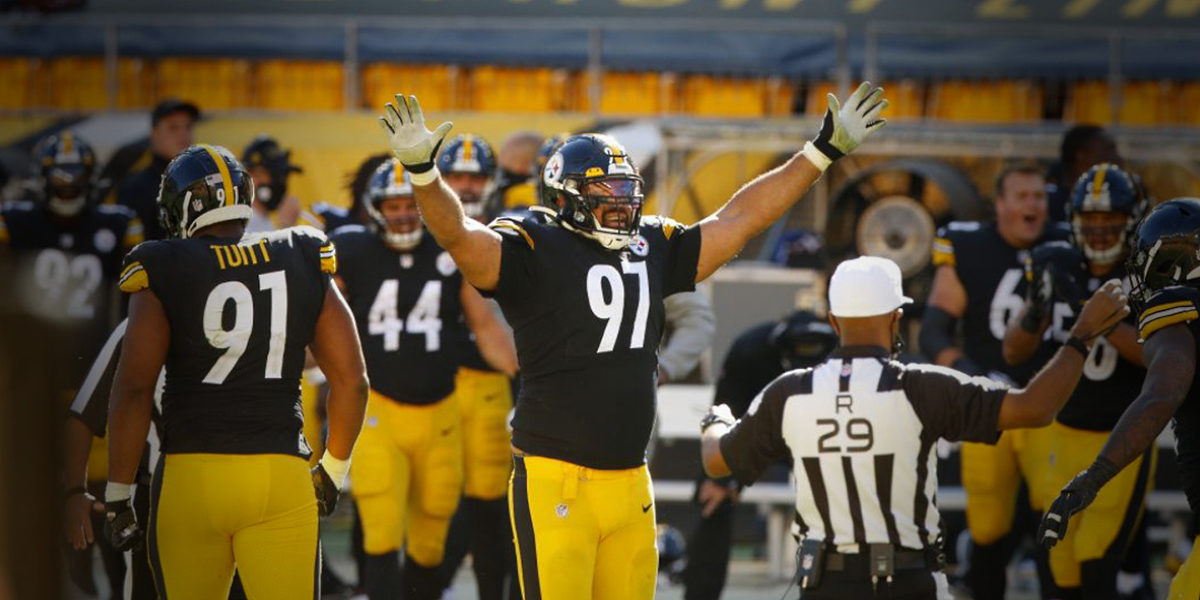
left=418, top=443, right=462, bottom=519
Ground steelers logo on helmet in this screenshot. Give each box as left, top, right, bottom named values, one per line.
left=158, top=144, right=254, bottom=239
left=1068, top=163, right=1145, bottom=267
left=364, top=159, right=423, bottom=251
left=541, top=133, right=645, bottom=251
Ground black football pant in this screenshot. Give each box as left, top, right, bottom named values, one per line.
left=439, top=496, right=520, bottom=600
left=681, top=492, right=734, bottom=600
left=798, top=565, right=949, bottom=600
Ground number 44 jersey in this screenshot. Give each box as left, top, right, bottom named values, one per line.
left=330, top=225, right=467, bottom=406
left=119, top=226, right=336, bottom=458
left=484, top=210, right=702, bottom=470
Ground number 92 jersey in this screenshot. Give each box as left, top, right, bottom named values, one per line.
left=118, top=226, right=336, bottom=458
left=931, top=220, right=1068, bottom=384
left=484, top=209, right=702, bottom=470
left=330, top=225, right=466, bottom=405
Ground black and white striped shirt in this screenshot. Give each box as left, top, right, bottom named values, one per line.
left=720, top=346, right=1006, bottom=551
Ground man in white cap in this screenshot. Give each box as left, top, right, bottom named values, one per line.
left=698, top=256, right=1129, bottom=600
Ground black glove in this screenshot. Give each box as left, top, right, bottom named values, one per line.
left=104, top=499, right=143, bottom=552
left=1038, top=457, right=1119, bottom=549
left=312, top=464, right=340, bottom=517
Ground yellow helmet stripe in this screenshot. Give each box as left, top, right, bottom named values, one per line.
left=62, top=131, right=73, bottom=154
left=392, top=161, right=405, bottom=187
left=463, top=136, right=474, bottom=161
left=199, top=145, right=236, bottom=207
left=1091, top=164, right=1108, bottom=200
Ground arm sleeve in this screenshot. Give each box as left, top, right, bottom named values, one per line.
left=658, top=291, right=716, bottom=381
left=68, top=320, right=129, bottom=434
left=718, top=371, right=798, bottom=485
left=483, top=218, right=538, bottom=302
left=663, top=220, right=702, bottom=296
left=918, top=305, right=959, bottom=363
left=902, top=364, right=1008, bottom=443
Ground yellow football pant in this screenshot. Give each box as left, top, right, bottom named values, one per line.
left=961, top=425, right=1055, bottom=544
left=1170, top=536, right=1200, bottom=600
left=1046, top=422, right=1156, bottom=588
left=148, top=453, right=318, bottom=600
left=509, top=455, right=658, bottom=600
left=456, top=367, right=514, bottom=500
left=350, top=390, right=463, bottom=566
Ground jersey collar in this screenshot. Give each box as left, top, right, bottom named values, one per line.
left=829, top=345, right=889, bottom=359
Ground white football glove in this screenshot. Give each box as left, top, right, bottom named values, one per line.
left=377, top=93, right=453, bottom=185
left=801, top=81, right=888, bottom=171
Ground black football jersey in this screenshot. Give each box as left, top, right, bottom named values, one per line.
left=118, top=226, right=336, bottom=457
left=931, top=221, right=1069, bottom=385
left=484, top=211, right=702, bottom=469
left=332, top=226, right=466, bottom=405
left=1136, top=286, right=1200, bottom=513
left=0, top=201, right=144, bottom=381
left=1034, top=253, right=1145, bottom=431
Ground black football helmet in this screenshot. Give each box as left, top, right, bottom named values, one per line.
left=363, top=159, right=421, bottom=251
left=770, top=310, right=839, bottom=371
left=1127, top=197, right=1200, bottom=314
left=241, top=135, right=301, bottom=211
left=158, top=144, right=254, bottom=239
left=436, top=134, right=496, bottom=219
left=34, top=131, right=96, bottom=218
left=541, top=133, right=644, bottom=250
left=1067, top=163, right=1145, bottom=266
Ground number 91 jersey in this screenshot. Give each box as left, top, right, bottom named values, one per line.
left=118, top=226, right=335, bottom=458
left=484, top=209, right=702, bottom=470
left=330, top=225, right=466, bottom=405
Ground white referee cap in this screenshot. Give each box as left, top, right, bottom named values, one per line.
left=828, top=256, right=913, bottom=317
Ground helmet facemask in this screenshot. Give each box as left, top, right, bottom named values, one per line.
left=1072, top=211, right=1133, bottom=267
left=45, top=165, right=89, bottom=218
left=557, top=176, right=645, bottom=251
left=367, top=195, right=423, bottom=252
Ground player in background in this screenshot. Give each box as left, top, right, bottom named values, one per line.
left=377, top=82, right=886, bottom=600
left=331, top=159, right=517, bottom=600
left=432, top=133, right=524, bottom=600
left=242, top=135, right=321, bottom=233
left=1003, top=164, right=1153, bottom=599
left=1046, top=126, right=1120, bottom=224
left=1039, top=196, right=1200, bottom=599
left=314, top=154, right=391, bottom=234
left=6, top=132, right=143, bottom=597
left=918, top=164, right=1067, bottom=599
left=104, top=144, right=368, bottom=599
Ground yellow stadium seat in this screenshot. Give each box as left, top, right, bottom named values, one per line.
left=156, top=58, right=252, bottom=110
left=1119, top=80, right=1175, bottom=126
left=361, top=64, right=461, bottom=111
left=1064, top=80, right=1112, bottom=124
left=47, top=57, right=108, bottom=111
left=0, top=58, right=42, bottom=110
left=117, top=58, right=156, bottom=109
left=879, top=79, right=924, bottom=121
left=596, top=71, right=676, bottom=116
left=765, top=77, right=796, bottom=117
left=929, top=80, right=1041, bottom=123
left=1180, top=82, right=1200, bottom=126
left=469, top=66, right=574, bottom=113
left=256, top=60, right=344, bottom=111
left=681, top=75, right=767, bottom=118
left=805, top=81, right=839, bottom=117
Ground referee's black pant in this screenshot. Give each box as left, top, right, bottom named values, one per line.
left=799, top=554, right=948, bottom=600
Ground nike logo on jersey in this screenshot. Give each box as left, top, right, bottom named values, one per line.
left=440, top=427, right=453, bottom=436
left=642, top=502, right=653, bottom=513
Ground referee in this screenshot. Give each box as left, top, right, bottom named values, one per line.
left=700, top=256, right=1129, bottom=599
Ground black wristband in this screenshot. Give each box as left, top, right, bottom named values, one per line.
left=1064, top=335, right=1089, bottom=356
left=64, top=485, right=88, bottom=499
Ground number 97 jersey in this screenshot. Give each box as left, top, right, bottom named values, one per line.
left=118, top=226, right=336, bottom=458
left=484, top=210, right=702, bottom=470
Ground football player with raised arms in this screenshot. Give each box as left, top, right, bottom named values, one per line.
left=1039, top=196, right=1200, bottom=600
left=377, top=83, right=887, bottom=599
left=330, top=158, right=517, bottom=600
left=1003, top=164, right=1152, bottom=599
left=103, top=144, right=368, bottom=599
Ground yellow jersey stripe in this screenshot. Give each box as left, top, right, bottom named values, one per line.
left=119, top=265, right=149, bottom=293
left=200, top=145, right=235, bottom=207
left=931, top=248, right=955, bottom=267
left=1140, top=300, right=1193, bottom=320
left=492, top=222, right=535, bottom=249
left=1140, top=309, right=1198, bottom=340
left=120, top=260, right=143, bottom=280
